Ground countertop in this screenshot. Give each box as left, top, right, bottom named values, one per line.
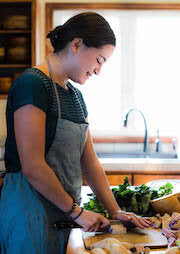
left=1, top=158, right=180, bottom=174
left=0, top=160, right=5, bottom=173
left=99, top=158, right=180, bottom=174
left=66, top=228, right=167, bottom=254
left=67, top=186, right=169, bottom=254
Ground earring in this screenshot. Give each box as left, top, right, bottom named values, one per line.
left=75, top=42, right=79, bottom=49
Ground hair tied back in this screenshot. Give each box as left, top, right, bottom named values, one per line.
left=46, top=12, right=116, bottom=53
left=46, top=25, right=63, bottom=48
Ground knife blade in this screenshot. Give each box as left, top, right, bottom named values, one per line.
left=53, top=220, right=127, bottom=233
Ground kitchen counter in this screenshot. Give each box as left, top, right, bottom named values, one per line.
left=66, top=228, right=167, bottom=253
left=1, top=158, right=180, bottom=185
left=0, top=160, right=5, bottom=172
left=95, top=158, right=180, bottom=185
left=1, top=158, right=180, bottom=174
left=99, top=158, right=180, bottom=174
left=65, top=186, right=170, bottom=253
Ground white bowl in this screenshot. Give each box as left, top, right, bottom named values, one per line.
left=146, top=179, right=180, bottom=215
left=146, top=179, right=180, bottom=194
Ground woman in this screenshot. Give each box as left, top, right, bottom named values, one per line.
left=0, top=12, right=150, bottom=254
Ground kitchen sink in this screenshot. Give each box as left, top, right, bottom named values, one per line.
left=97, top=152, right=178, bottom=159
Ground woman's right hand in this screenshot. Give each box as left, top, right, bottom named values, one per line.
left=71, top=206, right=110, bottom=232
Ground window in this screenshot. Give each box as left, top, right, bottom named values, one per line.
left=52, top=6, right=180, bottom=139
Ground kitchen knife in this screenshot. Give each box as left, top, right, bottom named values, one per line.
left=53, top=220, right=127, bottom=233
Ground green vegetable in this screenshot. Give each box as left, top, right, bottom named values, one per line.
left=83, top=177, right=173, bottom=217
left=176, top=240, right=180, bottom=247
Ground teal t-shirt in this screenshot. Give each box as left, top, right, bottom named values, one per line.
left=5, top=68, right=88, bottom=173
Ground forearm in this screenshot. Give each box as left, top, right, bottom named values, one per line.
left=82, top=159, right=120, bottom=216
left=14, top=105, right=81, bottom=217
left=23, top=160, right=74, bottom=213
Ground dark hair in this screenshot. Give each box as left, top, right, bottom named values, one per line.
left=47, top=12, right=116, bottom=53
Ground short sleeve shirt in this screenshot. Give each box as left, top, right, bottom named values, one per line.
left=5, top=68, right=88, bottom=173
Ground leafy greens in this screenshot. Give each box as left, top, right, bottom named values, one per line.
left=83, top=177, right=173, bottom=217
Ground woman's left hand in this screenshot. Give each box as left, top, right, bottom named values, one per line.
left=112, top=210, right=151, bottom=229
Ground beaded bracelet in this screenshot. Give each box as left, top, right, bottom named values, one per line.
left=64, top=199, right=77, bottom=217
left=71, top=207, right=84, bottom=221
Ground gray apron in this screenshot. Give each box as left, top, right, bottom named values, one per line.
left=0, top=60, right=89, bottom=254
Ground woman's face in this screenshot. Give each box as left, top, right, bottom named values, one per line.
left=67, top=41, right=115, bottom=84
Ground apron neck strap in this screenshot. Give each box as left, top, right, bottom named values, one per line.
left=47, top=59, right=61, bottom=119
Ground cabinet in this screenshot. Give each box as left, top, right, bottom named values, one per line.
left=133, top=174, right=180, bottom=185
left=83, top=171, right=180, bottom=186
left=82, top=174, right=132, bottom=186
left=105, top=173, right=180, bottom=186
left=0, top=0, right=36, bottom=99
left=106, top=174, right=132, bottom=185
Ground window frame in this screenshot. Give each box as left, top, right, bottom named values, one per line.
left=45, top=2, right=180, bottom=144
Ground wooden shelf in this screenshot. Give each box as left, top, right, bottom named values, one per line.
left=0, top=30, right=31, bottom=34
left=0, top=64, right=31, bottom=68
left=0, top=0, right=35, bottom=96
left=0, top=0, right=31, bottom=2
left=0, top=94, right=8, bottom=99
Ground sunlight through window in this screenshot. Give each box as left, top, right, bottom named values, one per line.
left=54, top=10, right=180, bottom=137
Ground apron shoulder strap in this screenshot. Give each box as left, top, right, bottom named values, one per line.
left=47, top=59, right=61, bottom=119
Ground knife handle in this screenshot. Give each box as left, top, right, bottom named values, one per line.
left=53, top=221, right=82, bottom=230
left=53, top=221, right=115, bottom=233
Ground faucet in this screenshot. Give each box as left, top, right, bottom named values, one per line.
left=155, top=129, right=161, bottom=152
left=123, top=108, right=150, bottom=153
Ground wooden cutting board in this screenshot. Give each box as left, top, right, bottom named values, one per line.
left=82, top=228, right=168, bottom=250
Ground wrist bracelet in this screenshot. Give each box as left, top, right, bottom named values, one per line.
left=64, top=198, right=77, bottom=217
left=71, top=207, right=84, bottom=221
